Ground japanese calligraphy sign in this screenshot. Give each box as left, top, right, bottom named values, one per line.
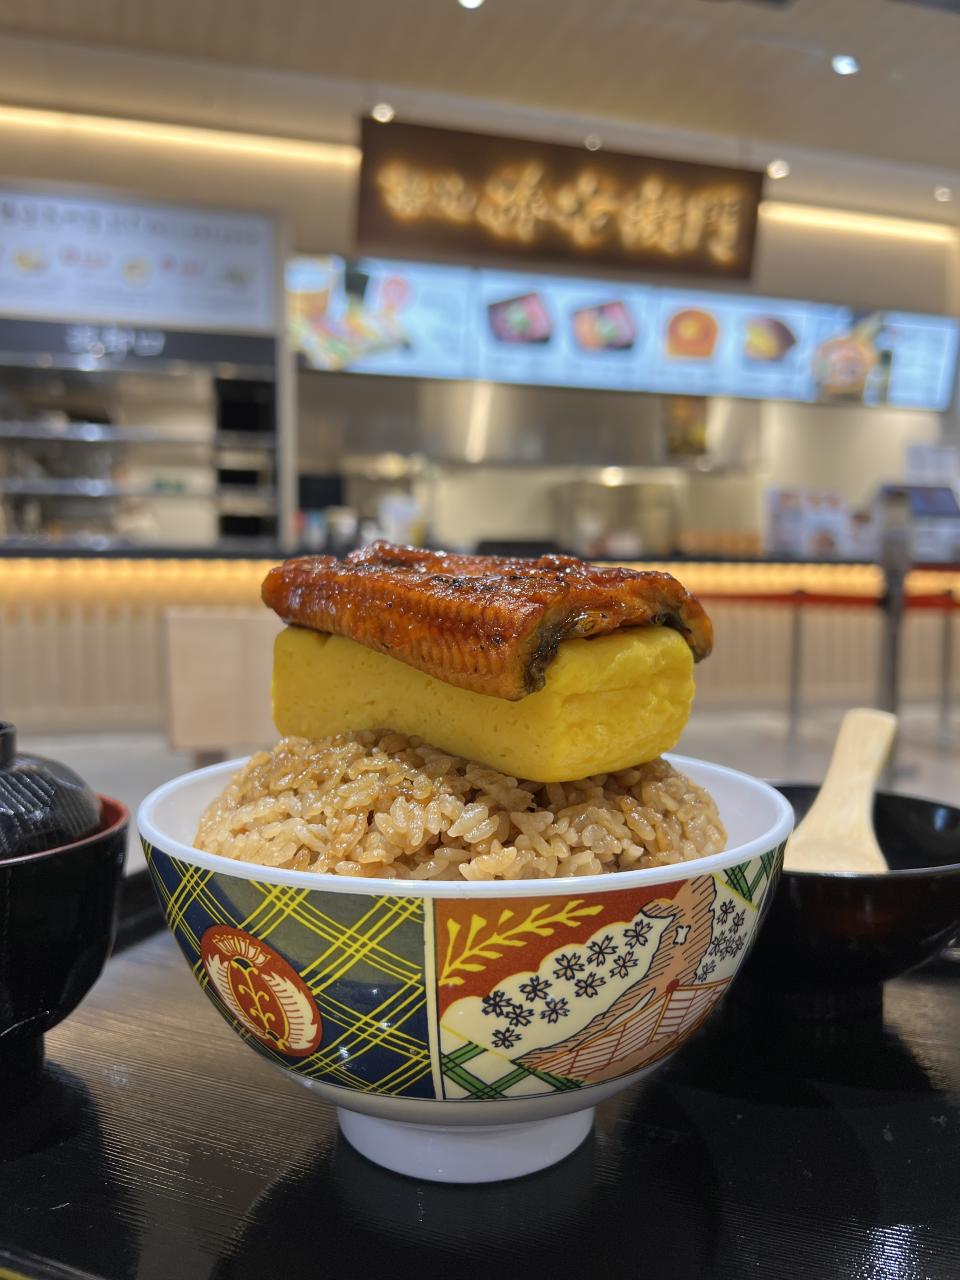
left=358, top=121, right=763, bottom=279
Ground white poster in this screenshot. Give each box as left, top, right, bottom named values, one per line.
left=0, top=189, right=276, bottom=333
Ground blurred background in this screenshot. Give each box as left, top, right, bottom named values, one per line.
left=0, top=0, right=958, bottom=868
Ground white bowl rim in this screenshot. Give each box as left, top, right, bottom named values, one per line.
left=138, top=752, right=794, bottom=900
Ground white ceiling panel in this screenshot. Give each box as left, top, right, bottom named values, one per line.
left=0, top=1, right=959, bottom=194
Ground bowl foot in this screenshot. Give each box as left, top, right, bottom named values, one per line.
left=337, top=1107, right=594, bottom=1183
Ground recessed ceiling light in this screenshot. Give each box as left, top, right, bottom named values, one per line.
left=934, top=185, right=953, bottom=203
left=371, top=102, right=395, bottom=123
left=584, top=133, right=602, bottom=152
left=831, top=54, right=859, bottom=76
left=766, top=158, right=791, bottom=180
left=458, top=0, right=485, bottom=8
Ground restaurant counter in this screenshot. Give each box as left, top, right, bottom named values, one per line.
left=0, top=544, right=286, bottom=560
left=1, top=555, right=958, bottom=735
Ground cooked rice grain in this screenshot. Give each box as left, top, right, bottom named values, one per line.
left=195, top=732, right=726, bottom=881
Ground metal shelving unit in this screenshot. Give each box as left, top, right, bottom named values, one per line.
left=0, top=478, right=213, bottom=499
left=0, top=533, right=280, bottom=554
left=2, top=412, right=279, bottom=547
left=0, top=477, right=277, bottom=507
left=0, top=421, right=277, bottom=450
left=216, top=487, right=278, bottom=514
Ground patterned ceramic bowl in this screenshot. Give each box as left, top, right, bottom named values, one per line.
left=139, top=755, right=792, bottom=1183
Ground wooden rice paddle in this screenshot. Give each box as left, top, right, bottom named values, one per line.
left=784, top=708, right=897, bottom=874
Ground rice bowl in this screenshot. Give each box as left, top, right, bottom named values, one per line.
left=140, top=754, right=792, bottom=1183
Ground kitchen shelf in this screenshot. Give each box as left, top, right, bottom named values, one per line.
left=0, top=421, right=276, bottom=450
left=0, top=421, right=208, bottom=447
left=0, top=478, right=216, bottom=499
left=217, top=449, right=276, bottom=470
left=0, top=534, right=283, bottom=555
left=0, top=352, right=276, bottom=378
left=214, top=431, right=276, bottom=451
left=216, top=488, right=277, bottom=515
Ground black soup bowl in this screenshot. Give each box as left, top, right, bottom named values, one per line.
left=0, top=796, right=127, bottom=1098
left=740, top=785, right=960, bottom=1016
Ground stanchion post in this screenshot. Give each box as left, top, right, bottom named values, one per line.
left=877, top=571, right=905, bottom=721
left=787, top=589, right=805, bottom=749
left=940, top=590, right=956, bottom=743
left=877, top=504, right=912, bottom=786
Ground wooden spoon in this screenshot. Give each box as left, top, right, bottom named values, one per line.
left=784, top=708, right=897, bottom=875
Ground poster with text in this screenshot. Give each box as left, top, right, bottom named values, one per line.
left=0, top=190, right=276, bottom=333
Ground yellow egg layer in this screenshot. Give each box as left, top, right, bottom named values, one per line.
left=272, top=624, right=694, bottom=784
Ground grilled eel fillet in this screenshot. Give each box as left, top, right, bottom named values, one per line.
left=262, top=541, right=713, bottom=701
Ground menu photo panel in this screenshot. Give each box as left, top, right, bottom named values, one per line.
left=287, top=253, right=960, bottom=412
left=287, top=255, right=475, bottom=379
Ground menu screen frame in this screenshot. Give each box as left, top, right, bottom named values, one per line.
left=287, top=254, right=959, bottom=412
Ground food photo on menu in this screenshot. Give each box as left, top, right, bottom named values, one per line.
left=813, top=311, right=891, bottom=404
left=737, top=304, right=956, bottom=407
left=486, top=291, right=554, bottom=344
left=664, top=307, right=720, bottom=359
left=571, top=299, right=637, bottom=351
left=743, top=315, right=798, bottom=363
left=811, top=308, right=959, bottom=409
left=13, top=248, right=48, bottom=274
left=288, top=257, right=413, bottom=371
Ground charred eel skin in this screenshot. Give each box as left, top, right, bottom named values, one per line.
left=262, top=541, right=713, bottom=701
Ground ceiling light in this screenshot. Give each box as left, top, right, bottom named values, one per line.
left=584, top=134, right=602, bottom=152
left=766, top=158, right=791, bottom=180
left=371, top=102, right=395, bottom=124
left=458, top=0, right=485, bottom=8
left=0, top=103, right=358, bottom=165
left=934, top=186, right=953, bottom=203
left=831, top=54, right=859, bottom=76
left=761, top=201, right=956, bottom=245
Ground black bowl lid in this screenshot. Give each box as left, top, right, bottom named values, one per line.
left=0, top=723, right=102, bottom=860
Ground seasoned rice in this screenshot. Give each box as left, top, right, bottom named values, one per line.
left=195, top=732, right=726, bottom=881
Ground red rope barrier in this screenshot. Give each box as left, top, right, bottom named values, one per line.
left=697, top=591, right=959, bottom=611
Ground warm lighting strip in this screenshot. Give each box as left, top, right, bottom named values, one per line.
left=1, top=559, right=958, bottom=609
left=0, top=103, right=359, bottom=165
left=0, top=558, right=274, bottom=606
left=760, top=200, right=957, bottom=244
left=0, top=102, right=955, bottom=246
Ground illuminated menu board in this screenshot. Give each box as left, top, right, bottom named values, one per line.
left=287, top=256, right=959, bottom=411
